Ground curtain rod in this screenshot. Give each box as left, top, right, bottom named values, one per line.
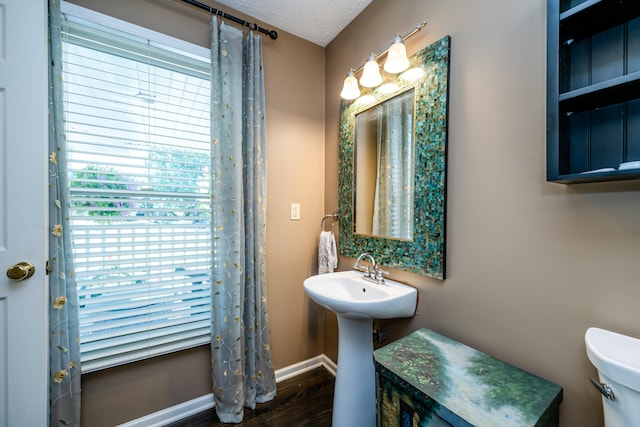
left=180, top=0, right=278, bottom=40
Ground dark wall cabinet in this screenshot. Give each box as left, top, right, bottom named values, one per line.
left=547, top=0, right=640, bottom=183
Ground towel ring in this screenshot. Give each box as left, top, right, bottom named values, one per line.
left=321, top=213, right=339, bottom=232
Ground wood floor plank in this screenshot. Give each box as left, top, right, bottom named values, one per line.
left=166, top=367, right=334, bottom=426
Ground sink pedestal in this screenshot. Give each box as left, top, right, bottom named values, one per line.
left=302, top=270, right=418, bottom=426
left=333, top=316, right=376, bottom=427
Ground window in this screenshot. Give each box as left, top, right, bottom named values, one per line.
left=61, top=8, right=212, bottom=372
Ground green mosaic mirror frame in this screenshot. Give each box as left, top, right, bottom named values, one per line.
left=338, top=35, right=450, bottom=280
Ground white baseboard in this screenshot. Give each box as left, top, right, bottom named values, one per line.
left=117, top=354, right=337, bottom=427
left=116, top=394, right=216, bottom=427
left=274, top=353, right=337, bottom=381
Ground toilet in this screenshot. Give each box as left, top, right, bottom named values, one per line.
left=585, top=327, right=640, bottom=426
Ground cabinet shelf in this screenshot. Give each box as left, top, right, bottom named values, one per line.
left=560, top=0, right=600, bottom=17
left=547, top=0, right=640, bottom=184
left=560, top=0, right=640, bottom=43
left=559, top=71, right=640, bottom=113
left=550, top=169, right=640, bottom=185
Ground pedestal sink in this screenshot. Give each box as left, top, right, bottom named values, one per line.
left=303, top=270, right=417, bottom=427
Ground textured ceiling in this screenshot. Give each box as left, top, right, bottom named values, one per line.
left=214, top=0, right=373, bottom=47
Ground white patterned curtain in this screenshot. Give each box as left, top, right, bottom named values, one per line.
left=209, top=17, right=276, bottom=423
left=48, top=1, right=82, bottom=425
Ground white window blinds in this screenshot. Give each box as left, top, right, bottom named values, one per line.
left=61, top=15, right=212, bottom=372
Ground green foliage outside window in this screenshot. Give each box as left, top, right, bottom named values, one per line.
left=70, top=148, right=210, bottom=220
left=70, top=165, right=135, bottom=218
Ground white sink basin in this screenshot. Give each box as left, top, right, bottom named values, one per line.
left=303, top=270, right=417, bottom=319
left=303, top=270, right=418, bottom=426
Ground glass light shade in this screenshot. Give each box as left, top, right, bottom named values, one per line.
left=360, top=55, right=382, bottom=88
left=340, top=71, right=361, bottom=100
left=384, top=36, right=410, bottom=74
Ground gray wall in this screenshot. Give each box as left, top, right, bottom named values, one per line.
left=325, top=0, right=640, bottom=426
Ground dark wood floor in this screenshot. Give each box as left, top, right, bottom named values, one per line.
left=166, top=367, right=335, bottom=427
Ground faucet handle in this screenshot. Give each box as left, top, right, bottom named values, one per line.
left=374, top=267, right=389, bottom=282
left=366, top=266, right=374, bottom=277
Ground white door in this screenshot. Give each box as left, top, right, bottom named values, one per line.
left=0, top=0, right=49, bottom=426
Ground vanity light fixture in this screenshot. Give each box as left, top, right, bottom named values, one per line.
left=340, top=20, right=427, bottom=100
left=340, top=69, right=361, bottom=100
left=360, top=54, right=383, bottom=87
left=384, top=35, right=410, bottom=73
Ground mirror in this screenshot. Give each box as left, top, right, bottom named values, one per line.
left=338, top=35, right=450, bottom=280
left=354, top=88, right=415, bottom=240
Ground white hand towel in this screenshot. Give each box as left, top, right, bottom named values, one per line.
left=318, top=230, right=338, bottom=274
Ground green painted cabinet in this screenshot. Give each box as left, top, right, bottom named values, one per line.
left=374, top=329, right=563, bottom=426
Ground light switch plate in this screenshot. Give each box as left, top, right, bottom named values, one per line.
left=290, top=203, right=301, bottom=220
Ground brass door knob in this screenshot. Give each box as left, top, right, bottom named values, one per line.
left=6, top=262, right=35, bottom=281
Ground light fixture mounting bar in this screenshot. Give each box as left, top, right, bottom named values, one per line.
left=350, top=20, right=427, bottom=75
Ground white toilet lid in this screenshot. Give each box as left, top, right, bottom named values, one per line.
left=586, top=327, right=640, bottom=392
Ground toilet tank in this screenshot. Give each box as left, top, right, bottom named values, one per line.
left=585, top=327, right=640, bottom=427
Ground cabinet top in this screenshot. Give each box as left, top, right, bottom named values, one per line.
left=374, top=328, right=563, bottom=426
left=558, top=0, right=640, bottom=42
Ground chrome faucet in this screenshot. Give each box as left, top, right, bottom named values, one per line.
left=354, top=252, right=376, bottom=276
left=353, top=252, right=389, bottom=284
